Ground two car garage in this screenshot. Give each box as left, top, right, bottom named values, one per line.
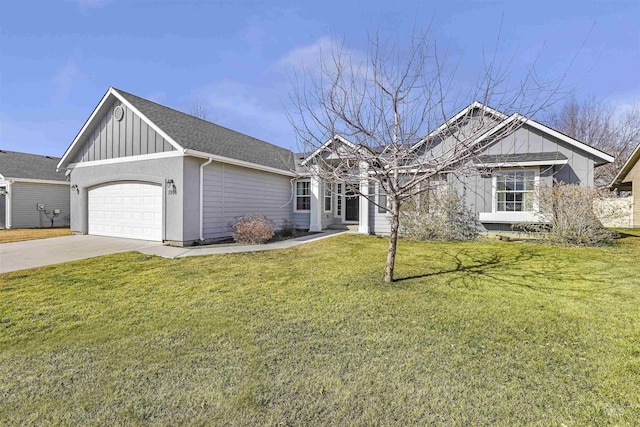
left=87, top=182, right=163, bottom=241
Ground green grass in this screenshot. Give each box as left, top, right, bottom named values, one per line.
left=1, top=232, right=639, bottom=426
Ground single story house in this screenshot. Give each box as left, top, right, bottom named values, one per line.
left=0, top=150, right=70, bottom=229
left=611, top=142, right=640, bottom=227
left=57, top=88, right=613, bottom=244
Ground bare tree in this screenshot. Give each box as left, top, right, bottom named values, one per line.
left=288, top=32, right=565, bottom=282
left=546, top=97, right=640, bottom=186
left=189, top=104, right=211, bottom=121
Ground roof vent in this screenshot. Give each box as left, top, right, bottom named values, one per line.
left=114, top=105, right=124, bottom=121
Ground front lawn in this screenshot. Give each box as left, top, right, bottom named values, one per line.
left=0, top=227, right=71, bottom=244
left=1, top=233, right=639, bottom=425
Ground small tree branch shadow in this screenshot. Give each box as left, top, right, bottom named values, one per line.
left=394, top=248, right=631, bottom=296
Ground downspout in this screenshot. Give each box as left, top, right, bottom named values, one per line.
left=199, top=157, right=213, bottom=241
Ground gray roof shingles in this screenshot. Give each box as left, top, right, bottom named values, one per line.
left=0, top=150, right=67, bottom=182
left=114, top=88, right=296, bottom=172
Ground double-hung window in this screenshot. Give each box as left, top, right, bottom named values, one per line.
left=495, top=170, right=536, bottom=212
left=324, top=183, right=332, bottom=212
left=295, top=180, right=311, bottom=211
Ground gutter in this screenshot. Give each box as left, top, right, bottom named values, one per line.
left=183, top=148, right=297, bottom=177
left=199, top=157, right=213, bottom=241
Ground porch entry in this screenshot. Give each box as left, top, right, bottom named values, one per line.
left=345, top=190, right=359, bottom=222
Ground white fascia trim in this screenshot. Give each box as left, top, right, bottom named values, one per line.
left=57, top=87, right=185, bottom=170
left=300, top=134, right=357, bottom=166
left=5, top=178, right=70, bottom=185
left=411, top=101, right=509, bottom=151
left=475, top=159, right=569, bottom=168
left=519, top=117, right=615, bottom=164
left=611, top=142, right=640, bottom=186
left=58, top=88, right=114, bottom=170
left=184, top=149, right=297, bottom=177
left=68, top=151, right=184, bottom=169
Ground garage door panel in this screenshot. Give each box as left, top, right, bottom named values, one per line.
left=88, top=182, right=162, bottom=241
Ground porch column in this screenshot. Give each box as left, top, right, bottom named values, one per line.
left=358, top=161, right=369, bottom=234
left=309, top=171, right=323, bottom=232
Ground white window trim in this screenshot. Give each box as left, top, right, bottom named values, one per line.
left=490, top=167, right=540, bottom=214
left=323, top=182, right=333, bottom=213
left=334, top=183, right=343, bottom=219
left=294, top=179, right=311, bottom=213
left=376, top=182, right=389, bottom=214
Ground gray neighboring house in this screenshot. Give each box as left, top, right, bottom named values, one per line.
left=57, top=88, right=613, bottom=245
left=0, top=150, right=70, bottom=229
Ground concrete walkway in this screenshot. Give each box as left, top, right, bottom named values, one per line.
left=0, top=231, right=346, bottom=273
left=139, top=230, right=346, bottom=259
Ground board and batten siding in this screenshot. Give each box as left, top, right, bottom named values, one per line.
left=9, top=182, right=70, bottom=228
left=480, top=124, right=596, bottom=187
left=202, top=161, right=294, bottom=239
left=72, top=99, right=174, bottom=164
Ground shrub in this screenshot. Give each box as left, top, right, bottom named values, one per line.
left=400, top=188, right=480, bottom=241
left=520, top=183, right=618, bottom=246
left=279, top=219, right=297, bottom=238
left=231, top=214, right=275, bottom=244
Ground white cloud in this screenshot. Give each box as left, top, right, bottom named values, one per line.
left=195, top=80, right=295, bottom=149
left=279, top=36, right=335, bottom=72
left=52, top=60, right=88, bottom=103
left=278, top=36, right=370, bottom=81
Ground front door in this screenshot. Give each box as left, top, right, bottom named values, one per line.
left=345, top=194, right=359, bottom=221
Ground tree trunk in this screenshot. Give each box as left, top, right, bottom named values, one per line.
left=384, top=207, right=400, bottom=282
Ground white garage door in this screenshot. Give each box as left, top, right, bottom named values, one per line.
left=88, top=182, right=162, bottom=241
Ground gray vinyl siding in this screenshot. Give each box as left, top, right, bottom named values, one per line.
left=9, top=182, right=70, bottom=228
left=370, top=183, right=391, bottom=234
left=370, top=200, right=391, bottom=234
left=73, top=99, right=174, bottom=164
left=201, top=161, right=294, bottom=239
left=292, top=212, right=310, bottom=230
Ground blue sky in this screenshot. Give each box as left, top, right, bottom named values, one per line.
left=1, top=0, right=639, bottom=157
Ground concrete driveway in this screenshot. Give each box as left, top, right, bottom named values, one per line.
left=0, top=235, right=162, bottom=274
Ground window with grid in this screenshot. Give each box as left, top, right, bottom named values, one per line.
left=495, top=170, right=536, bottom=212
left=324, top=183, right=332, bottom=212
left=335, top=184, right=342, bottom=216
left=296, top=181, right=311, bottom=211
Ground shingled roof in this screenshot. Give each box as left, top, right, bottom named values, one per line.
left=114, top=88, right=296, bottom=172
left=0, top=150, right=68, bottom=182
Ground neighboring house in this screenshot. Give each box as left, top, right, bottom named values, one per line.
left=0, top=150, right=70, bottom=229
left=611, top=142, right=640, bottom=227
left=57, top=88, right=613, bottom=245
